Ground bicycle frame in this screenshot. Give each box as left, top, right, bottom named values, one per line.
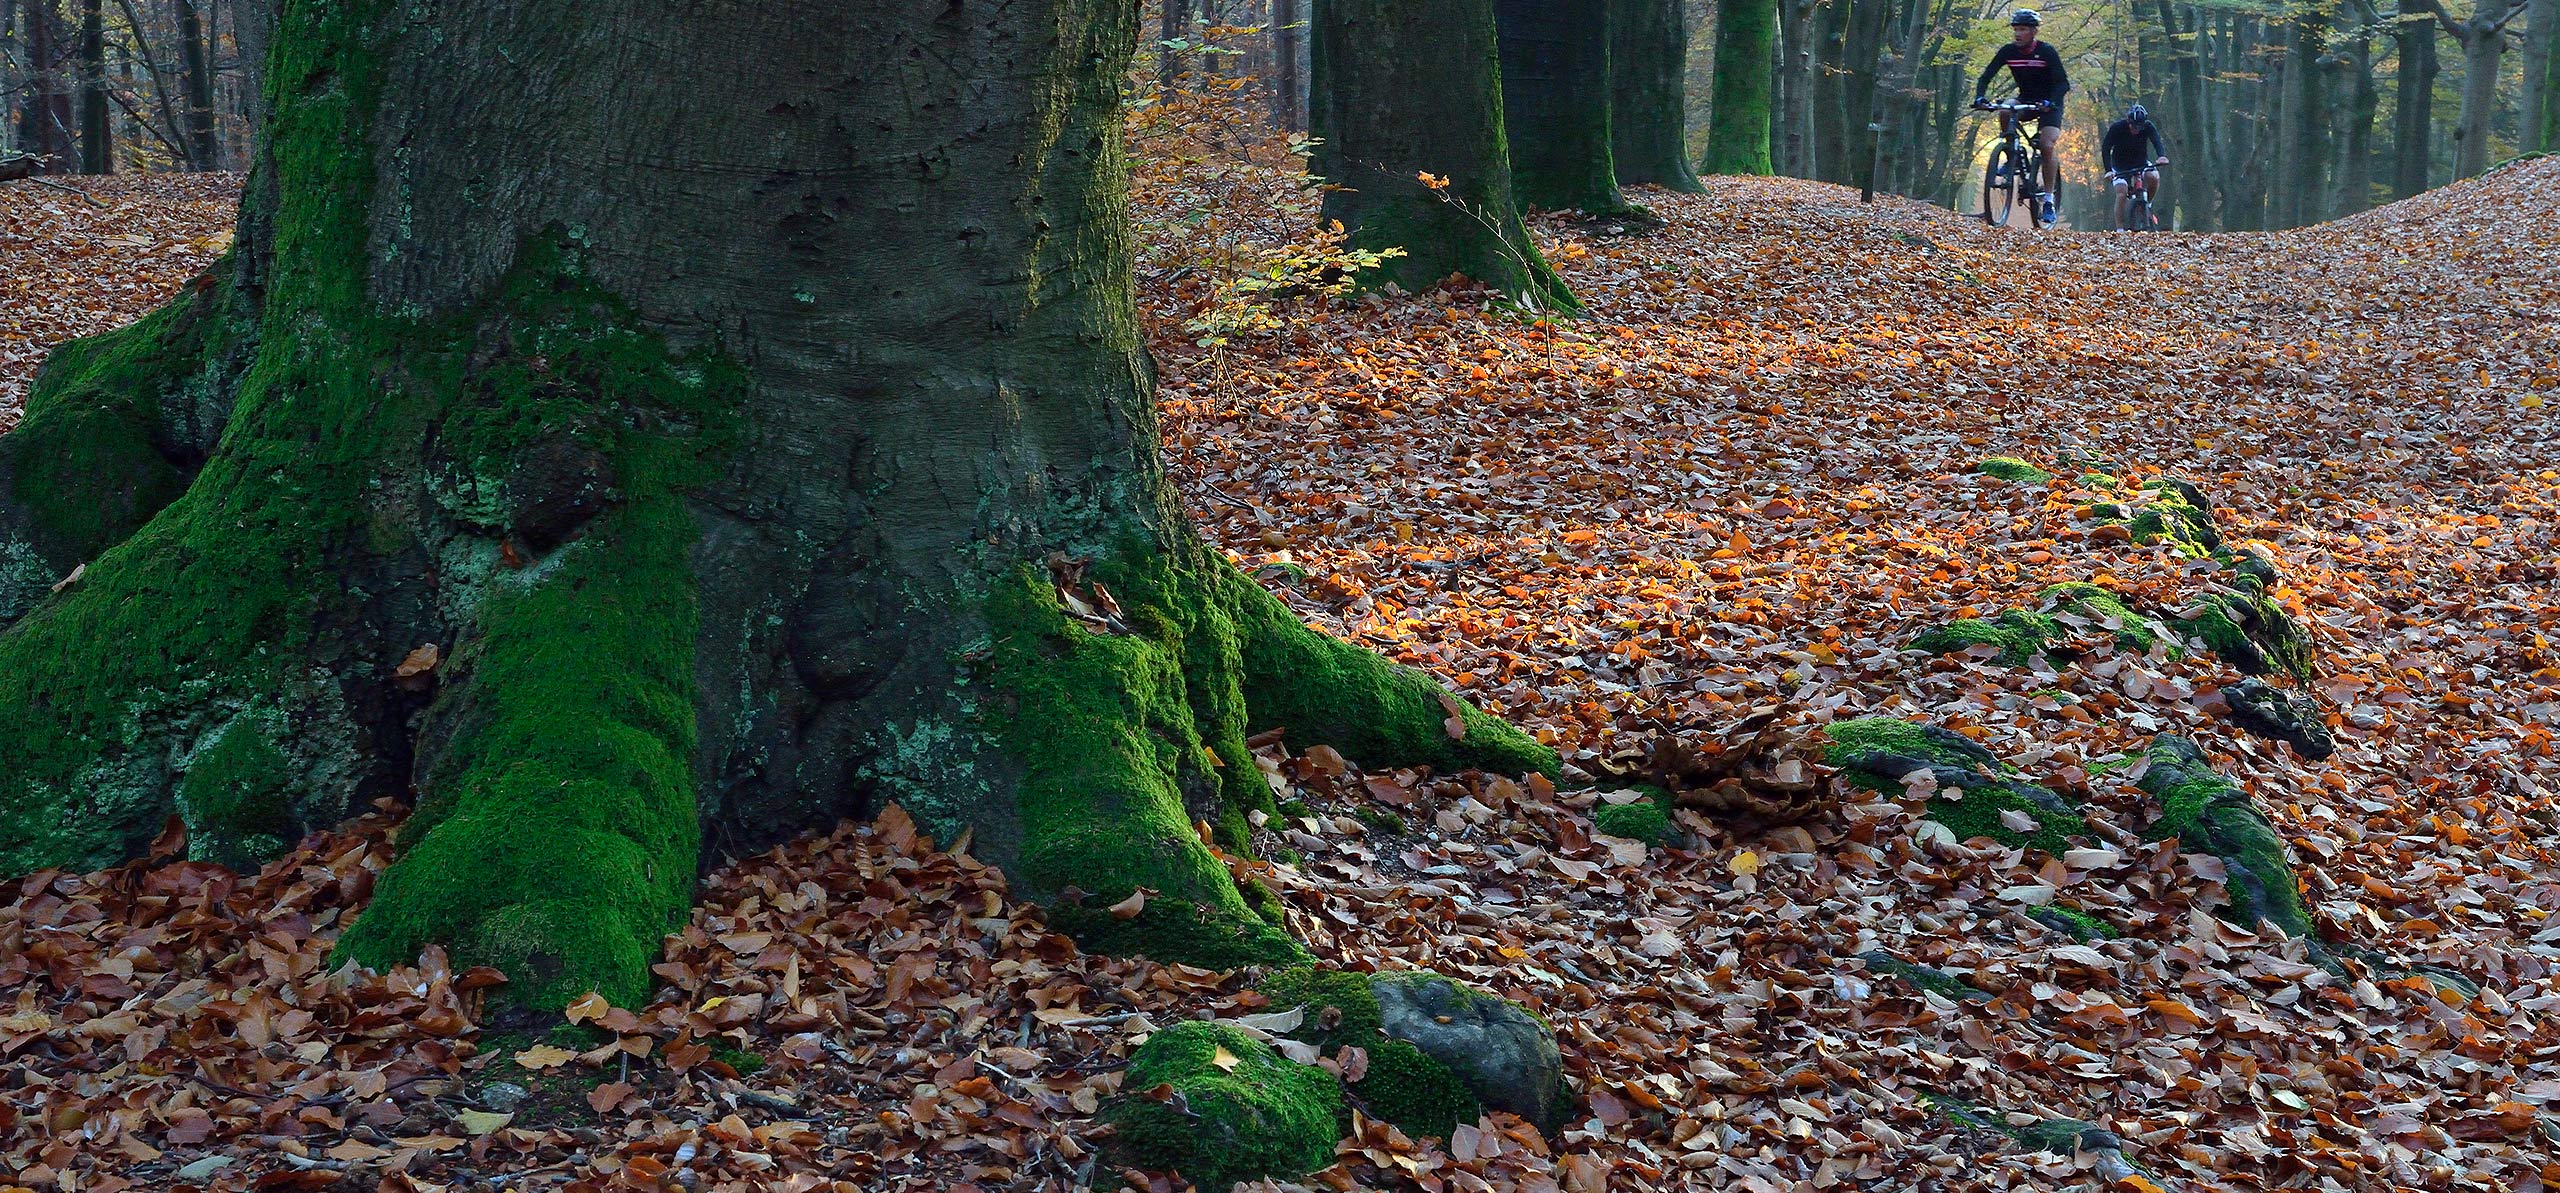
left=1975, top=101, right=2051, bottom=228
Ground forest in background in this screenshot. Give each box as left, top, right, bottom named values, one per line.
left=1141, top=0, right=2556, bottom=231
left=0, top=0, right=253, bottom=176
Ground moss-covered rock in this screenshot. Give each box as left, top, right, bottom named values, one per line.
left=2027, top=904, right=2120, bottom=941
left=1908, top=583, right=2172, bottom=667
left=2222, top=678, right=2336, bottom=760
left=2176, top=591, right=2317, bottom=682
left=173, top=707, right=298, bottom=871
left=1824, top=718, right=2084, bottom=852
left=1593, top=796, right=1673, bottom=845
left=1974, top=457, right=2054, bottom=484
left=1858, top=951, right=1990, bottom=1001
left=1103, top=1021, right=1344, bottom=1191
left=1258, top=965, right=1567, bottom=1138
left=2136, top=735, right=2313, bottom=938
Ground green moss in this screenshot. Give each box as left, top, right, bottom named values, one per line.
left=1974, top=457, right=2054, bottom=484
left=2174, top=592, right=2316, bottom=682
left=1909, top=609, right=2063, bottom=665
left=336, top=499, right=707, bottom=1010
left=1824, top=718, right=2083, bottom=852
left=1593, top=797, right=1672, bottom=845
left=1859, top=951, right=1991, bottom=1001
left=173, top=709, right=296, bottom=871
left=710, top=1045, right=766, bottom=1077
left=1103, top=1021, right=1343, bottom=1191
left=1256, top=966, right=1485, bottom=1139
left=2040, top=582, right=2173, bottom=657
left=2028, top=905, right=2119, bottom=941
left=1911, top=585, right=2172, bottom=667
left=2136, top=735, right=2312, bottom=938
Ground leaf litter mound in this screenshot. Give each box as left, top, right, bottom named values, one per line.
left=4, top=153, right=2560, bottom=1192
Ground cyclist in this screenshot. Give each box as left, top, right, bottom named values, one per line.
left=2100, top=103, right=2168, bottom=230
left=1973, top=9, right=2070, bottom=224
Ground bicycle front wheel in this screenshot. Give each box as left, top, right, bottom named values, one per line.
left=1982, top=146, right=2020, bottom=227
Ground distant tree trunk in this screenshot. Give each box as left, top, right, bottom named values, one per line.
left=1775, top=0, right=1817, bottom=176
left=1160, top=0, right=1191, bottom=88
left=2523, top=0, right=2557, bottom=150
left=1703, top=0, right=1776, bottom=172
left=2395, top=1, right=2439, bottom=195
left=1313, top=0, right=1577, bottom=306
left=1496, top=0, right=1630, bottom=211
left=177, top=0, right=220, bottom=169
left=2272, top=10, right=2329, bottom=226
left=1271, top=0, right=1304, bottom=129
left=2333, top=11, right=2379, bottom=214
left=1810, top=0, right=1849, bottom=180
left=76, top=0, right=108, bottom=172
left=1838, top=0, right=1891, bottom=189
left=2431, top=0, right=2528, bottom=179
left=1610, top=0, right=1705, bottom=190
left=2157, top=0, right=2217, bottom=229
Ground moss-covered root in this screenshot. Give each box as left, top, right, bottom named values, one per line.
left=1102, top=1022, right=1344, bottom=1191
left=1908, top=583, right=2170, bottom=667
left=1228, top=571, right=1557, bottom=780
left=1973, top=456, right=2054, bottom=484
left=1257, top=965, right=1568, bottom=1139
left=1824, top=718, right=2084, bottom=852
left=2135, top=735, right=2313, bottom=939
left=336, top=500, right=703, bottom=1010
left=2176, top=590, right=2318, bottom=683
left=1921, top=1093, right=2145, bottom=1180
left=1858, top=951, right=1991, bottom=1001
left=0, top=284, right=231, bottom=624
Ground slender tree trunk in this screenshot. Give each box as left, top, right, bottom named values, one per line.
left=1776, top=0, right=1816, bottom=176
left=2523, top=0, right=2556, bottom=150
left=1839, top=0, right=1891, bottom=189
left=2273, top=10, right=2330, bottom=226
left=75, top=0, right=107, bottom=172
left=2439, top=1, right=2525, bottom=179
left=2334, top=17, right=2378, bottom=214
left=2, top=0, right=1554, bottom=1011
left=2157, top=0, right=2217, bottom=229
left=1272, top=0, right=1304, bottom=130
left=1160, top=0, right=1191, bottom=88
left=1611, top=0, right=1706, bottom=190
left=1496, top=0, right=1631, bottom=211
left=1810, top=0, right=1849, bottom=180
left=177, top=0, right=219, bottom=169
left=2395, top=2, right=2439, bottom=195
left=1703, top=0, right=1777, bottom=172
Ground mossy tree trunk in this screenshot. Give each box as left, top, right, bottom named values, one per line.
left=1702, top=0, right=1778, bottom=175
left=1494, top=0, right=1632, bottom=213
left=1310, top=0, right=1578, bottom=309
left=1606, top=0, right=1703, bottom=193
left=0, top=0, right=1556, bottom=1011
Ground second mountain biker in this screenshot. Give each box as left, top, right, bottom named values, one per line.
left=1974, top=9, right=2070, bottom=225
left=2101, top=104, right=2168, bottom=230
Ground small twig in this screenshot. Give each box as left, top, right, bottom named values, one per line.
left=28, top=175, right=109, bottom=207
left=1053, top=1012, right=1148, bottom=1029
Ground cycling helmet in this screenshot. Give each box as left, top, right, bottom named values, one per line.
left=2011, top=8, right=2042, bottom=25
left=2127, top=103, right=2149, bottom=122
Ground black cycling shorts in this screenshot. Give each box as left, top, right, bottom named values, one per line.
left=2029, top=100, right=2063, bottom=129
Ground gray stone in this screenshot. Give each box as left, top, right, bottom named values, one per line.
left=1370, top=973, right=1569, bottom=1132
left=2223, top=678, right=2336, bottom=760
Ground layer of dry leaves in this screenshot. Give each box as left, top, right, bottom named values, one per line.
left=0, top=174, right=237, bottom=428
left=4, top=146, right=2558, bottom=1193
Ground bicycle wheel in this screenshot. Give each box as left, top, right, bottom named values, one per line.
left=2127, top=192, right=2151, bottom=232
left=1982, top=145, right=2020, bottom=227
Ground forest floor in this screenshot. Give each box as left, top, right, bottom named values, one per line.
left=3, top=157, right=2559, bottom=1193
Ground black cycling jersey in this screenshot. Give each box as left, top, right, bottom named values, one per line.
left=2101, top=118, right=2165, bottom=173
left=1975, top=41, right=2071, bottom=105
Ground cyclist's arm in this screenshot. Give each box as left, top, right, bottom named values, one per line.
left=2146, top=126, right=2166, bottom=161
left=1974, top=49, right=2008, bottom=99
left=2050, top=48, right=2070, bottom=98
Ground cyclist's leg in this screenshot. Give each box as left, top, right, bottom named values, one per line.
left=2034, top=107, right=2062, bottom=196
left=2111, top=175, right=2129, bottom=229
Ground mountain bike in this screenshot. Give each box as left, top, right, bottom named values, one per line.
left=2108, top=163, right=2161, bottom=231
left=1974, top=100, right=2056, bottom=229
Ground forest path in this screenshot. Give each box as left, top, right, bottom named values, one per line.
left=1, top=160, right=2557, bottom=1190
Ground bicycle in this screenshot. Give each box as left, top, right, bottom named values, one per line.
left=2107, top=162, right=2162, bottom=231
left=1973, top=99, right=2056, bottom=229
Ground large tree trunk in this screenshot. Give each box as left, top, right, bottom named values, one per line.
left=1702, top=0, right=1776, bottom=173
left=2274, top=10, right=2330, bottom=226
left=1496, top=0, right=1631, bottom=212
left=2441, top=0, right=2526, bottom=179
left=0, top=0, right=1554, bottom=1012
left=2333, top=14, right=2380, bottom=216
left=1273, top=0, right=1305, bottom=130
left=1775, top=0, right=1817, bottom=177
left=76, top=0, right=108, bottom=172
left=1312, top=0, right=1577, bottom=307
left=2524, top=0, right=2557, bottom=151
left=2157, top=0, right=2218, bottom=229
left=1610, top=0, right=1706, bottom=190
left=2395, top=2, right=2439, bottom=196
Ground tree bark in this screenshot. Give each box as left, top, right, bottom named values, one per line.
left=1610, top=0, right=1706, bottom=190
left=177, top=0, right=220, bottom=169
left=1703, top=0, right=1776, bottom=173
left=1775, top=0, right=1816, bottom=176
left=2274, top=10, right=2330, bottom=227
left=1496, top=0, right=1630, bottom=212
left=2156, top=0, right=2218, bottom=229
left=1313, top=0, right=1577, bottom=307
left=2333, top=11, right=2379, bottom=215
left=75, top=0, right=107, bottom=172
left=0, top=0, right=1555, bottom=1011
left=1272, top=0, right=1304, bottom=130
left=2523, top=0, right=2556, bottom=151
left=2394, top=2, right=2439, bottom=195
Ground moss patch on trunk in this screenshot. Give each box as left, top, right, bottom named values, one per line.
left=2135, top=735, right=2313, bottom=938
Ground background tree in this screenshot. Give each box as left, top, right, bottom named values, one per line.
left=0, top=0, right=1553, bottom=1009
left=1610, top=0, right=1706, bottom=190
left=74, top=0, right=103, bottom=170
left=2419, top=0, right=2531, bottom=178
left=1312, top=0, right=1577, bottom=307
left=1496, top=0, right=1631, bottom=211
left=2524, top=0, right=2557, bottom=149
left=1703, top=0, right=1777, bottom=173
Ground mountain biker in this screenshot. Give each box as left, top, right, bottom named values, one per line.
left=2101, top=103, right=2168, bottom=230
left=1973, top=9, right=2070, bottom=224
